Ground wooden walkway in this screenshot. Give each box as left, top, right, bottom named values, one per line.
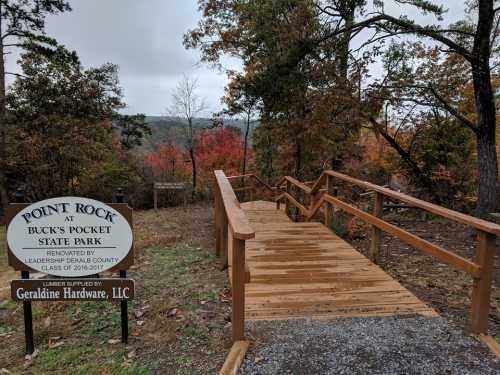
left=241, top=201, right=437, bottom=321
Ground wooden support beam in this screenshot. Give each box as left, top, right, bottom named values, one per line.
left=370, top=192, right=384, bottom=264
left=469, top=231, right=496, bottom=334
left=219, top=341, right=250, bottom=375
left=232, top=237, right=246, bottom=342
left=282, top=192, right=308, bottom=216
left=214, top=170, right=255, bottom=240
left=479, top=334, right=500, bottom=358
left=245, top=264, right=251, bottom=284
left=324, top=170, right=500, bottom=235
left=323, top=194, right=481, bottom=276
left=215, top=188, right=221, bottom=256
left=285, top=180, right=291, bottom=217
left=325, top=176, right=333, bottom=229
left=221, top=212, right=228, bottom=267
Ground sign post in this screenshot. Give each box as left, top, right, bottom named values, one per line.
left=115, top=189, right=129, bottom=344
left=5, top=194, right=135, bottom=353
left=153, top=182, right=187, bottom=211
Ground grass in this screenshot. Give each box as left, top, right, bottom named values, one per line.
left=0, top=205, right=229, bottom=374
left=0, top=225, right=17, bottom=297
left=34, top=346, right=150, bottom=375
left=136, top=243, right=228, bottom=374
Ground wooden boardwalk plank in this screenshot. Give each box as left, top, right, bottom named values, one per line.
left=241, top=200, right=437, bottom=320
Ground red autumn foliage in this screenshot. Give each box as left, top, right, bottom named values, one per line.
left=144, top=144, right=186, bottom=178
left=196, top=126, right=252, bottom=178
left=144, top=126, right=253, bottom=191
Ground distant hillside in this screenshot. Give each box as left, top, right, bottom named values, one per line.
left=140, top=116, right=257, bottom=153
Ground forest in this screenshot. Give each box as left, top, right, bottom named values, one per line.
left=1, top=1, right=500, bottom=374
left=0, top=0, right=499, bottom=219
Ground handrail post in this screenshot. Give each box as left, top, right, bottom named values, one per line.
left=285, top=180, right=291, bottom=217
left=370, top=192, right=384, bottom=264
left=221, top=211, right=229, bottom=267
left=232, top=237, right=246, bottom=341
left=469, top=231, right=496, bottom=334
left=214, top=185, right=221, bottom=256
left=324, top=176, right=333, bottom=228
left=309, top=190, right=316, bottom=211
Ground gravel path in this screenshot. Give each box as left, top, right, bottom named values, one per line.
left=240, top=317, right=500, bottom=375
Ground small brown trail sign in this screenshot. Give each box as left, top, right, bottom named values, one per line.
left=5, top=195, right=135, bottom=354
left=153, top=181, right=187, bottom=211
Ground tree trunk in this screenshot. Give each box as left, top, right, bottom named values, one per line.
left=242, top=114, right=250, bottom=175
left=0, top=7, right=10, bottom=210
left=472, top=0, right=498, bottom=218
left=473, top=63, right=498, bottom=217
left=369, top=117, right=434, bottom=191
left=189, top=147, right=197, bottom=199
left=337, top=3, right=355, bottom=83
left=294, top=140, right=302, bottom=178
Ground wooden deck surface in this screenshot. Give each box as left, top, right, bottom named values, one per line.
left=241, top=200, right=437, bottom=321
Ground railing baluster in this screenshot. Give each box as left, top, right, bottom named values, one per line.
left=285, top=180, right=291, bottom=218
left=221, top=210, right=229, bottom=267
left=214, top=186, right=221, bottom=256
left=370, top=192, right=384, bottom=264
left=470, top=231, right=496, bottom=334
left=325, top=176, right=333, bottom=228
left=232, top=237, right=246, bottom=341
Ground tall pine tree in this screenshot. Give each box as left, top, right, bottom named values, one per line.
left=0, top=0, right=71, bottom=209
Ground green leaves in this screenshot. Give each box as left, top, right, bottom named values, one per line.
left=113, top=113, right=151, bottom=150
left=4, top=46, right=142, bottom=201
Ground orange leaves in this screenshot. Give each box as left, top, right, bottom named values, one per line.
left=195, top=126, right=251, bottom=177
left=144, top=126, right=252, bottom=191
left=144, top=144, right=185, bottom=178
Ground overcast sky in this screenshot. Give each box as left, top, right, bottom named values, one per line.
left=5, top=0, right=466, bottom=116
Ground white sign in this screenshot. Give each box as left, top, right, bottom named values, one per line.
left=154, top=182, right=186, bottom=190
left=7, top=197, right=133, bottom=277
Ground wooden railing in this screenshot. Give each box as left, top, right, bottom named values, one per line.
left=227, top=173, right=276, bottom=202
left=213, top=170, right=254, bottom=342
left=275, top=170, right=500, bottom=335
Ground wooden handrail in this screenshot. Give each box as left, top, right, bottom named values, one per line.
left=321, top=194, right=480, bottom=276
left=306, top=192, right=480, bottom=275
left=214, top=170, right=255, bottom=240
left=276, top=192, right=309, bottom=215
left=276, top=169, right=499, bottom=335
left=226, top=173, right=275, bottom=193
left=276, top=176, right=312, bottom=194
left=213, top=170, right=255, bottom=343
left=308, top=170, right=500, bottom=235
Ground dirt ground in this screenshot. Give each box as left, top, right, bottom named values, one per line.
left=0, top=203, right=233, bottom=375
left=1, top=202, right=498, bottom=374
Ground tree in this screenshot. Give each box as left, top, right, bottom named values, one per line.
left=313, top=0, right=500, bottom=217
left=186, top=0, right=369, bottom=180
left=168, top=76, right=206, bottom=196
left=113, top=113, right=151, bottom=149
left=144, top=143, right=186, bottom=180
left=195, top=126, right=249, bottom=183
left=5, top=46, right=138, bottom=201
left=221, top=74, right=259, bottom=176
left=186, top=0, right=499, bottom=216
left=0, top=0, right=71, bottom=208
left=144, top=126, right=249, bottom=193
